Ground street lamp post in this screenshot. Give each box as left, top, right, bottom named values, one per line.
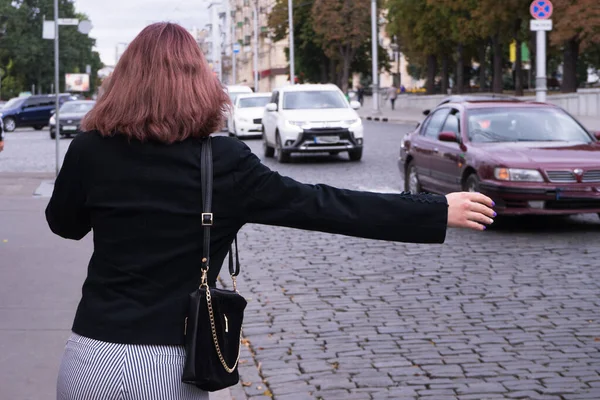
left=390, top=35, right=401, bottom=88
left=288, top=0, right=295, bottom=85
left=253, top=1, right=259, bottom=92
left=371, top=0, right=379, bottom=113
left=53, top=0, right=60, bottom=177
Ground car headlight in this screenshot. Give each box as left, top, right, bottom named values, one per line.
left=49, top=116, right=56, bottom=125
left=494, top=168, right=544, bottom=182
left=341, top=119, right=360, bottom=127
left=288, top=121, right=307, bottom=127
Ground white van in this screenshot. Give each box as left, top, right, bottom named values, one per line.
left=225, top=85, right=253, bottom=133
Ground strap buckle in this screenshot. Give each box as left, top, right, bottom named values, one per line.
left=202, top=213, right=213, bottom=226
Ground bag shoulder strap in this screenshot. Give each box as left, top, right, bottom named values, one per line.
left=200, top=137, right=240, bottom=281
left=201, top=137, right=213, bottom=272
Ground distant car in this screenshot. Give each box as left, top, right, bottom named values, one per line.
left=225, top=85, right=253, bottom=133
left=1, top=94, right=76, bottom=132
left=399, top=99, right=600, bottom=217
left=262, top=84, right=364, bottom=163
left=49, top=100, right=96, bottom=139
left=231, top=93, right=271, bottom=138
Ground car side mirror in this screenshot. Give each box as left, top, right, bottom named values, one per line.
left=266, top=103, right=278, bottom=112
left=594, top=131, right=600, bottom=140
left=50, top=109, right=56, bottom=115
left=350, top=100, right=361, bottom=110
left=423, top=109, right=430, bottom=116
left=438, top=131, right=459, bottom=143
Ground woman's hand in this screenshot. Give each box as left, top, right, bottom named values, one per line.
left=445, top=192, right=496, bottom=230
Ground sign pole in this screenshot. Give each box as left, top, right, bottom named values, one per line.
left=529, top=0, right=553, bottom=103
left=535, top=30, right=547, bottom=103
left=54, top=0, right=60, bottom=177
left=253, top=1, right=259, bottom=92
left=371, top=0, right=379, bottom=113
left=288, top=0, right=294, bottom=85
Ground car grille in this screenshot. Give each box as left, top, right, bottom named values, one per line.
left=546, top=170, right=600, bottom=183
left=253, top=118, right=262, bottom=124
left=546, top=171, right=576, bottom=183
left=582, top=170, right=600, bottom=183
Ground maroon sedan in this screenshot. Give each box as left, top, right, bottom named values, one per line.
left=398, top=100, right=600, bottom=216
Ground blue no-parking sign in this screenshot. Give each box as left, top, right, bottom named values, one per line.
left=530, top=0, right=553, bottom=20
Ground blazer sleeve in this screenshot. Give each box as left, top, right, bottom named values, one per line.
left=232, top=142, right=448, bottom=244
left=45, top=135, right=91, bottom=240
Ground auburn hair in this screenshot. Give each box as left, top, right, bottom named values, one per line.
left=82, top=23, right=230, bottom=143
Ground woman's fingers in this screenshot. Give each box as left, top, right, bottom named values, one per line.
left=468, top=211, right=494, bottom=226
left=464, top=220, right=487, bottom=231
left=469, top=202, right=496, bottom=220
left=464, top=192, right=494, bottom=208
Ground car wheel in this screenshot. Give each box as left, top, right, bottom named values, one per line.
left=33, top=125, right=44, bottom=131
left=3, top=117, right=16, bottom=132
left=348, top=148, right=362, bottom=161
left=262, top=129, right=274, bottom=158
left=275, top=133, right=290, bottom=163
left=49, top=130, right=56, bottom=139
left=405, top=161, right=421, bottom=193
left=464, top=173, right=481, bottom=193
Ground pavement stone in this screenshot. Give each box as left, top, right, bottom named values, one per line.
left=3, top=125, right=600, bottom=400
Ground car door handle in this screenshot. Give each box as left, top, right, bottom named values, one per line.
left=433, top=148, right=440, bottom=153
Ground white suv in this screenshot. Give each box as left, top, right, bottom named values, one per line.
left=261, top=84, right=364, bottom=163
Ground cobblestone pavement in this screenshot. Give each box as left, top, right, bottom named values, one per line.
left=4, top=125, right=600, bottom=400
left=225, top=125, right=600, bottom=400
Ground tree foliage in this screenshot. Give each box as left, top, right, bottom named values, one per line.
left=0, top=0, right=103, bottom=100
left=386, top=0, right=600, bottom=94
left=267, top=0, right=388, bottom=91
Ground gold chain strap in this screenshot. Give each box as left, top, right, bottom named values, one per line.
left=205, top=285, right=241, bottom=373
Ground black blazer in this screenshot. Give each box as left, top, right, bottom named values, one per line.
left=46, top=132, right=448, bottom=345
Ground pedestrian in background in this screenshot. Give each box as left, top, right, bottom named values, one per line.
left=47, top=22, right=495, bottom=400
left=389, top=84, right=399, bottom=110
left=0, top=118, right=4, bottom=153
left=357, top=85, right=365, bottom=105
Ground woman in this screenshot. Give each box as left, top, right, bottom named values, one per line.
left=47, top=23, right=495, bottom=400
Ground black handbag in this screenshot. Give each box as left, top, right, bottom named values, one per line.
left=182, top=137, right=247, bottom=391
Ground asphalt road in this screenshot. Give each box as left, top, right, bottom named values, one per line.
left=1, top=124, right=600, bottom=400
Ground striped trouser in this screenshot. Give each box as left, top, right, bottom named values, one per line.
left=56, top=333, right=208, bottom=400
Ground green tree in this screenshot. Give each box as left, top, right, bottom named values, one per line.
left=551, top=0, right=600, bottom=92
left=0, top=0, right=102, bottom=100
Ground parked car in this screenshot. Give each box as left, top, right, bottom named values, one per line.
left=49, top=100, right=96, bottom=139
left=262, top=84, right=363, bottom=163
left=231, top=92, right=271, bottom=138
left=399, top=99, right=600, bottom=217
left=1, top=94, right=76, bottom=132
left=225, top=85, right=253, bottom=133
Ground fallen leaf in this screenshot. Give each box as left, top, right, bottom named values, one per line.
left=257, top=385, right=263, bottom=390
left=263, top=390, right=273, bottom=397
left=594, top=338, right=600, bottom=342
left=242, top=381, right=252, bottom=387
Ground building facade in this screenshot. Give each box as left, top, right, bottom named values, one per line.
left=227, top=0, right=289, bottom=92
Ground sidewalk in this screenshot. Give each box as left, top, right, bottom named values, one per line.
left=357, top=96, right=600, bottom=131
left=0, top=173, right=235, bottom=400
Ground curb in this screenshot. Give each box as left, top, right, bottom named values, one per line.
left=361, top=115, right=421, bottom=125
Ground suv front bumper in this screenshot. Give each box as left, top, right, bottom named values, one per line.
left=282, top=128, right=363, bottom=153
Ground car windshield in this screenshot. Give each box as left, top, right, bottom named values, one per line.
left=467, top=108, right=593, bottom=144
left=228, top=92, right=249, bottom=103
left=60, top=102, right=95, bottom=113
left=283, top=91, right=347, bottom=110
left=2, top=98, right=25, bottom=109
left=238, top=97, right=270, bottom=108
